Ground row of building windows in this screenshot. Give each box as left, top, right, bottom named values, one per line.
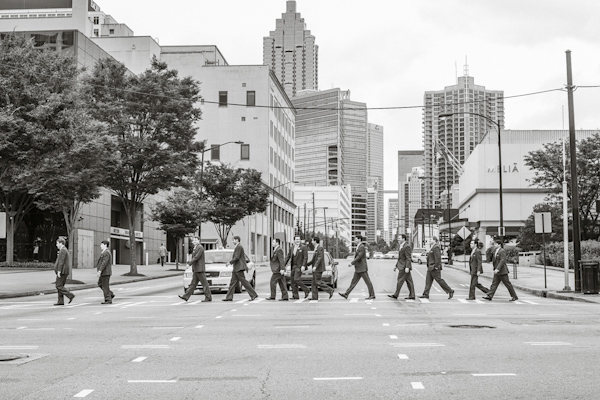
left=218, top=90, right=256, bottom=107
left=210, top=144, right=250, bottom=161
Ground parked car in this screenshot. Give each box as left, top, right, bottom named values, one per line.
left=384, top=251, right=399, bottom=259
left=411, top=249, right=450, bottom=265
left=411, top=248, right=426, bottom=263
left=183, top=249, right=256, bottom=294
left=372, top=252, right=384, bottom=259
left=284, top=250, right=338, bottom=289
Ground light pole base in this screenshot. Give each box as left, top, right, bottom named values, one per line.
left=558, top=287, right=573, bottom=292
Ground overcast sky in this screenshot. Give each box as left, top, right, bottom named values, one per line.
left=97, top=0, right=600, bottom=193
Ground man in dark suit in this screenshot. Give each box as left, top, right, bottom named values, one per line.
left=223, top=236, right=258, bottom=301
left=467, top=240, right=489, bottom=300
left=388, top=234, right=415, bottom=300
left=179, top=236, right=212, bottom=302
left=266, top=238, right=288, bottom=301
left=54, top=238, right=74, bottom=306
left=306, top=237, right=334, bottom=300
left=339, top=235, right=375, bottom=299
left=96, top=240, right=114, bottom=304
left=483, top=241, right=518, bottom=301
left=420, top=236, right=454, bottom=299
left=285, top=236, right=310, bottom=299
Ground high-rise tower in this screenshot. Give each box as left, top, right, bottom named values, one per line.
left=263, top=1, right=318, bottom=98
left=423, top=69, right=504, bottom=208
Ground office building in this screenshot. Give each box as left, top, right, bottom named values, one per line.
left=388, top=198, right=399, bottom=243
left=423, top=70, right=504, bottom=208
left=367, top=123, right=384, bottom=242
left=263, top=0, right=318, bottom=98
left=399, top=167, right=425, bottom=236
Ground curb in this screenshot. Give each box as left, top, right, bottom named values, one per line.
left=444, top=264, right=599, bottom=304
left=0, top=271, right=184, bottom=300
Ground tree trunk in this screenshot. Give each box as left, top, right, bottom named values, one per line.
left=6, top=216, right=15, bottom=264
left=125, top=201, right=139, bottom=275
left=175, top=236, right=179, bottom=271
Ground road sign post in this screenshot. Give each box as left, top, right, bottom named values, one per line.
left=534, top=212, right=552, bottom=289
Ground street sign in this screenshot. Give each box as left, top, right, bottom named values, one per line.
left=534, top=212, right=552, bottom=233
left=498, top=226, right=505, bottom=237
left=457, top=226, right=470, bottom=240
left=0, top=212, right=5, bottom=239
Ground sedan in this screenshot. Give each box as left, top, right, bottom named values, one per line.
left=284, top=250, right=338, bottom=289
left=183, top=249, right=256, bottom=294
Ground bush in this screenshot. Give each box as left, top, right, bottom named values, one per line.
left=0, top=261, right=54, bottom=269
left=540, top=240, right=600, bottom=268
left=504, top=246, right=521, bottom=264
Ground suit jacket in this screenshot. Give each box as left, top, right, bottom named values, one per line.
left=469, top=248, right=483, bottom=276
left=350, top=243, right=368, bottom=273
left=54, top=247, right=71, bottom=275
left=286, top=244, right=308, bottom=268
left=230, top=244, right=248, bottom=273
left=307, top=245, right=326, bottom=272
left=189, top=244, right=206, bottom=273
left=396, top=242, right=412, bottom=270
left=427, top=244, right=442, bottom=271
left=492, top=247, right=509, bottom=275
left=96, top=249, right=112, bottom=276
left=270, top=246, right=284, bottom=273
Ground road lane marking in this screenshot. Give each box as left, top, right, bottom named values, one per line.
left=195, top=325, right=204, bottom=329
left=396, top=323, right=427, bottom=327
left=309, top=300, right=319, bottom=303
left=349, top=298, right=359, bottom=303
left=18, top=319, right=44, bottom=321
left=474, top=300, right=485, bottom=304
left=0, top=346, right=39, bottom=349
left=375, top=314, right=382, bottom=317
left=313, top=377, right=362, bottom=381
left=231, top=309, right=237, bottom=312
left=127, top=317, right=154, bottom=319
left=66, top=303, right=89, bottom=308
left=122, top=345, right=169, bottom=349
left=111, top=302, right=132, bottom=307
left=294, top=299, right=306, bottom=303
left=513, top=301, right=525, bottom=304
left=398, top=354, right=409, bottom=360
left=215, top=316, right=222, bottom=319
left=187, top=301, right=202, bottom=305
left=418, top=298, right=430, bottom=303
left=452, top=314, right=487, bottom=316
left=258, top=344, right=307, bottom=349
left=411, top=382, right=424, bottom=389
left=405, top=299, right=415, bottom=302
left=472, top=373, right=517, bottom=377
left=170, top=337, right=181, bottom=341
left=521, top=300, right=538, bottom=304
left=131, top=357, right=147, bottom=363
left=235, top=299, right=248, bottom=304
left=93, top=312, right=103, bottom=315
left=275, top=326, right=310, bottom=329
left=123, top=302, right=149, bottom=308
left=152, top=327, right=184, bottom=329
left=128, top=380, right=177, bottom=383
left=16, top=326, right=26, bottom=330
left=232, top=315, right=262, bottom=317
left=371, top=307, right=377, bottom=310
left=391, top=343, right=445, bottom=347
left=525, top=342, right=572, bottom=346
left=458, top=299, right=469, bottom=304
left=389, top=335, right=398, bottom=339
left=73, top=389, right=94, bottom=397
left=382, top=323, right=390, bottom=327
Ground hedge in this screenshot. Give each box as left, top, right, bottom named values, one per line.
left=540, top=240, right=600, bottom=269
left=0, top=261, right=54, bottom=269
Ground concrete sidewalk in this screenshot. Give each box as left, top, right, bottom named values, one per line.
left=446, top=260, right=600, bottom=304
left=0, top=263, right=185, bottom=299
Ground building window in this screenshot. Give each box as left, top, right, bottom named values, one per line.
left=93, top=29, right=99, bottom=37
left=93, top=16, right=99, bottom=24
left=219, top=91, right=228, bottom=107
left=246, top=91, right=256, bottom=107
left=241, top=117, right=246, bottom=121
left=109, top=28, right=114, bottom=35
left=210, top=145, right=220, bottom=160
left=241, top=144, right=250, bottom=160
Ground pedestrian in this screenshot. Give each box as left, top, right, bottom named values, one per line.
left=483, top=241, right=518, bottom=302
left=388, top=234, right=415, bottom=300
left=306, top=237, right=334, bottom=300
left=33, top=242, right=39, bottom=262
left=158, top=243, right=167, bottom=267
left=266, top=238, right=289, bottom=301
left=96, top=240, right=114, bottom=304
left=222, top=236, right=258, bottom=301
left=419, top=236, right=454, bottom=299
left=285, top=235, right=311, bottom=299
left=467, top=240, right=489, bottom=300
left=339, top=235, right=375, bottom=299
left=179, top=236, right=212, bottom=302
left=54, top=238, right=74, bottom=306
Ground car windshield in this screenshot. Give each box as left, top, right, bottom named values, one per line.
left=204, top=251, right=233, bottom=264
left=413, top=248, right=425, bottom=254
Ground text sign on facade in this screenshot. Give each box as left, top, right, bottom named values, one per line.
left=534, top=212, right=552, bottom=234
left=457, top=226, right=471, bottom=240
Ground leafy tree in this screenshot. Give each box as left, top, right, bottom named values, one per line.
left=0, top=34, right=82, bottom=263
left=200, top=163, right=269, bottom=246
left=84, top=57, right=202, bottom=275
left=518, top=202, right=565, bottom=251
left=524, top=134, right=600, bottom=240
left=151, top=189, right=202, bottom=270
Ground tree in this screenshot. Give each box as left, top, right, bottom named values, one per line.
left=151, top=189, right=201, bottom=270
left=523, top=134, right=600, bottom=240
left=518, top=202, right=565, bottom=251
left=0, top=34, right=82, bottom=263
left=200, top=163, right=270, bottom=246
left=84, top=57, right=202, bottom=275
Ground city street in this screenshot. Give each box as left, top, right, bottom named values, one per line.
left=1, top=259, right=598, bottom=399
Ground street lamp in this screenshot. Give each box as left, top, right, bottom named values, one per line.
left=198, top=141, right=244, bottom=243
left=438, top=112, right=504, bottom=245
left=270, top=180, right=298, bottom=257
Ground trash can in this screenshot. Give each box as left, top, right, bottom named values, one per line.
left=519, top=252, right=539, bottom=267
left=580, top=260, right=600, bottom=295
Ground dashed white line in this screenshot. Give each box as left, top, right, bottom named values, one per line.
left=472, top=373, right=517, bottom=377
left=128, top=380, right=177, bottom=383
left=215, top=316, right=222, bottom=319
left=73, top=389, right=94, bottom=397
left=257, top=344, right=307, bottom=349
left=131, top=357, right=147, bottom=363
left=313, top=377, right=363, bottom=381
left=525, top=342, right=572, bottom=346
left=411, top=382, right=424, bottom=389
left=419, top=298, right=430, bottom=303
left=275, top=325, right=310, bottom=329
left=170, top=337, right=181, bottom=341
left=382, top=323, right=390, bottom=327
left=457, top=299, right=469, bottom=304
left=391, top=343, right=445, bottom=347
left=398, top=354, right=409, bottom=360
left=126, top=317, right=154, bottom=319
left=389, top=335, right=398, bottom=340
left=195, top=325, right=204, bottom=329
left=152, top=327, right=184, bottom=330
left=349, top=298, right=359, bottom=303
left=121, top=345, right=169, bottom=349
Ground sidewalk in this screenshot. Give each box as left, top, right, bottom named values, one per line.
left=0, top=263, right=185, bottom=299
left=446, top=260, right=600, bottom=304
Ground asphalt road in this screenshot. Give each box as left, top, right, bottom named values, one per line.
left=1, top=259, right=598, bottom=399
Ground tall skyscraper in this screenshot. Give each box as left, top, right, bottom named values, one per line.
left=367, top=123, right=384, bottom=240
left=423, top=70, right=503, bottom=208
left=388, top=198, right=399, bottom=242
left=263, top=0, right=318, bottom=98
left=399, top=167, right=424, bottom=236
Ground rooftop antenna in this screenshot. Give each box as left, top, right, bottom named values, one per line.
left=455, top=61, right=458, bottom=84
left=463, top=55, right=469, bottom=77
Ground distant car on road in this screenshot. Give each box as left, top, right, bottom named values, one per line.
left=411, top=248, right=426, bottom=263
left=384, top=251, right=399, bottom=259
left=183, top=249, right=256, bottom=294
left=372, top=252, right=384, bottom=259
left=285, top=250, right=338, bottom=289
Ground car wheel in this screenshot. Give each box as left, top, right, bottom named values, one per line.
left=251, top=273, right=256, bottom=288
left=235, top=281, right=242, bottom=293
left=418, top=259, right=422, bottom=264
left=333, top=277, right=338, bottom=289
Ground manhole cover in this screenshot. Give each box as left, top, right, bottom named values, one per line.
left=447, top=325, right=496, bottom=329
left=0, top=354, right=28, bottom=362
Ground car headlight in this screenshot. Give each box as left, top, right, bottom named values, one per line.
left=220, top=271, right=232, bottom=277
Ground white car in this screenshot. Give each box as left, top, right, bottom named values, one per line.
left=411, top=248, right=426, bottom=263
left=183, top=249, right=256, bottom=294
left=284, top=251, right=338, bottom=289
left=384, top=251, right=399, bottom=259
left=372, top=252, right=384, bottom=259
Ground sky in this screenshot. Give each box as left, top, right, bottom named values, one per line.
left=97, top=0, right=600, bottom=195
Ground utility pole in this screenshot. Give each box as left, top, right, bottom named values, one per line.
left=303, top=203, right=307, bottom=241
left=323, top=208, right=328, bottom=252
left=312, top=192, right=316, bottom=242
left=566, top=50, right=582, bottom=292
